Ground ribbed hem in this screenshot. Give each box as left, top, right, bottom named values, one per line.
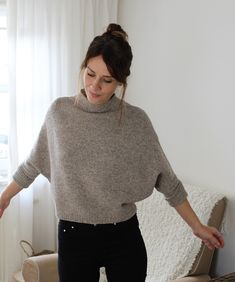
left=13, top=166, right=34, bottom=188
left=166, top=181, right=188, bottom=207
left=56, top=205, right=137, bottom=225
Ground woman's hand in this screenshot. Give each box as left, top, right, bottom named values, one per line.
left=0, top=193, right=11, bottom=218
left=193, top=224, right=224, bottom=250
left=0, top=180, right=23, bottom=218
left=175, top=199, right=224, bottom=250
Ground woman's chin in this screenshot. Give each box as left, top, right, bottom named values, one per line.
left=86, top=91, right=106, bottom=105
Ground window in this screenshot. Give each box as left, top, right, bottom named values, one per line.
left=0, top=3, right=9, bottom=186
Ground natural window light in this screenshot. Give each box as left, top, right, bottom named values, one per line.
left=0, top=5, right=9, bottom=186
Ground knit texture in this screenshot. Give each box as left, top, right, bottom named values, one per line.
left=13, top=92, right=187, bottom=224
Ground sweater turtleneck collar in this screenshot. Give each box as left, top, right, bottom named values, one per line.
left=75, top=90, right=121, bottom=113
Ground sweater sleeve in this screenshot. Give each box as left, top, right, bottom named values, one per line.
left=13, top=116, right=51, bottom=189
left=139, top=109, right=187, bottom=207
left=154, top=136, right=187, bottom=207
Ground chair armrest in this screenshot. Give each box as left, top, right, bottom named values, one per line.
left=172, top=275, right=211, bottom=282
left=22, top=253, right=59, bottom=282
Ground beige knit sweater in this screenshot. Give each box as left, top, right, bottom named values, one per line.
left=13, top=92, right=187, bottom=224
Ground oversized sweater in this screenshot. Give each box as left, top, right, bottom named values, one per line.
left=13, top=92, right=187, bottom=224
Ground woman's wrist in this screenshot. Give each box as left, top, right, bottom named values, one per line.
left=1, top=189, right=13, bottom=202
left=191, top=221, right=204, bottom=235
left=175, top=199, right=204, bottom=234
left=2, top=180, right=22, bottom=201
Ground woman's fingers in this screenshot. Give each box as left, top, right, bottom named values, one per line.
left=203, top=239, right=214, bottom=250
left=210, top=227, right=224, bottom=248
left=214, top=231, right=224, bottom=248
left=196, top=225, right=224, bottom=250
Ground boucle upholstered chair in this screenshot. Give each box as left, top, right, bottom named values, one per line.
left=13, top=184, right=226, bottom=282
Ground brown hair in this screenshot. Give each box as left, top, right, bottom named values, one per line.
left=79, top=23, right=133, bottom=122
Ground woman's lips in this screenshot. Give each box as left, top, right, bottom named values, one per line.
left=89, top=91, right=101, bottom=98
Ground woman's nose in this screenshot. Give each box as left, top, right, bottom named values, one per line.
left=91, top=78, right=101, bottom=90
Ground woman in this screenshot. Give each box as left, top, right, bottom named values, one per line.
left=0, top=23, right=224, bottom=282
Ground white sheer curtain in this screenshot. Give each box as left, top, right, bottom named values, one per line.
left=0, top=0, right=118, bottom=280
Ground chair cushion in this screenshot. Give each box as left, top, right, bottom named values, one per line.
left=172, top=275, right=211, bottom=282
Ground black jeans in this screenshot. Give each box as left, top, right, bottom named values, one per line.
left=58, top=214, right=147, bottom=282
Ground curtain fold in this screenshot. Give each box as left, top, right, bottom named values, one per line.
left=1, top=0, right=118, bottom=280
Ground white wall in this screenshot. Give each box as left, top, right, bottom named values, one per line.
left=118, top=0, right=235, bottom=276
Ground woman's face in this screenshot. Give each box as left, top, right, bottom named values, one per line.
left=83, top=55, right=119, bottom=105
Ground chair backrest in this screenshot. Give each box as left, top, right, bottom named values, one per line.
left=189, top=197, right=226, bottom=275
left=136, top=184, right=226, bottom=282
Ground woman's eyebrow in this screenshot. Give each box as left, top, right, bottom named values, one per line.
left=87, top=66, right=113, bottom=78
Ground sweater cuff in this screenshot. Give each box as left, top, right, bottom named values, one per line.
left=165, top=181, right=188, bottom=207
left=13, top=165, right=35, bottom=188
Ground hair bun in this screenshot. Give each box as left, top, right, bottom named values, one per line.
left=106, top=23, right=128, bottom=41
